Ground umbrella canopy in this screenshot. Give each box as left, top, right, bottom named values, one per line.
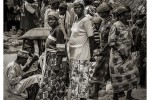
left=20, top=28, right=51, bottom=39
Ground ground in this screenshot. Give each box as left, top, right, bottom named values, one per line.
left=3, top=54, right=147, bottom=100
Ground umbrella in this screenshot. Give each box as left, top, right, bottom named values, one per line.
left=20, top=28, right=51, bottom=39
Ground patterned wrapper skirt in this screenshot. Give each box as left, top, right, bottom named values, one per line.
left=69, top=59, right=91, bottom=100
left=109, top=52, right=140, bottom=93
left=88, top=55, right=109, bottom=99
left=36, top=50, right=66, bottom=100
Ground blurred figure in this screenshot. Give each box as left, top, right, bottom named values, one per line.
left=40, top=0, right=51, bottom=27
left=59, top=1, right=71, bottom=39
left=24, top=0, right=38, bottom=31
left=4, top=0, right=9, bottom=31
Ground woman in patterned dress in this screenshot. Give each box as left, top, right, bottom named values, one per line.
left=36, top=11, right=67, bottom=100
left=68, top=0, right=95, bottom=99
left=108, top=6, right=139, bottom=100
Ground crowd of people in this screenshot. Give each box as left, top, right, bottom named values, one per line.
left=5, top=0, right=146, bottom=100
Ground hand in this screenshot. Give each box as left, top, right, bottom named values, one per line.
left=90, top=57, right=96, bottom=62
left=120, top=54, right=128, bottom=61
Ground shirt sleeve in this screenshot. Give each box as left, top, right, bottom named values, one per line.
left=108, top=24, right=116, bottom=46
left=84, top=18, right=94, bottom=37
left=7, top=66, right=22, bottom=85
left=25, top=2, right=35, bottom=14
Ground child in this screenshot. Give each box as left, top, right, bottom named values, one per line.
left=92, top=17, right=102, bottom=52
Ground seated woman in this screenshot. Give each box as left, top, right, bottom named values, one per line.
left=36, top=11, right=67, bottom=100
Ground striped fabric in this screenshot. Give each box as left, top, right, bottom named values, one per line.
left=93, top=29, right=100, bottom=48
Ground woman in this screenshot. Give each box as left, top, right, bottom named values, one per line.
left=44, top=0, right=60, bottom=28
left=68, top=0, right=95, bottom=99
left=36, top=12, right=67, bottom=100
left=108, top=6, right=139, bottom=100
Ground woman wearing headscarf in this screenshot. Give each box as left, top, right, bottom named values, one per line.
left=44, top=0, right=60, bottom=28
left=68, top=0, right=95, bottom=99
left=36, top=12, right=67, bottom=100
left=108, top=6, right=139, bottom=100
left=24, top=0, right=38, bottom=31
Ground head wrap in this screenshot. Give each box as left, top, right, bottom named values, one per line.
left=48, top=11, right=59, bottom=19
left=74, top=0, right=85, bottom=7
left=93, top=0, right=100, bottom=4
left=113, top=6, right=128, bottom=16
left=51, top=0, right=60, bottom=4
left=92, top=17, right=102, bottom=24
left=97, top=3, right=112, bottom=13
left=59, top=2, right=68, bottom=9
left=17, top=50, right=29, bottom=58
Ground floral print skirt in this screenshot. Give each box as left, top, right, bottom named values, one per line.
left=69, top=59, right=91, bottom=100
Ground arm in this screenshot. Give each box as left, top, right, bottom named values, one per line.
left=23, top=55, right=39, bottom=72
left=54, top=29, right=66, bottom=72
left=108, top=24, right=128, bottom=60
left=84, top=19, right=94, bottom=58
left=7, top=66, right=22, bottom=85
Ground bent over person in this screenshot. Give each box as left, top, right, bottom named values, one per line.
left=5, top=50, right=42, bottom=100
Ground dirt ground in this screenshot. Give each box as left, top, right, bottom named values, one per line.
left=3, top=54, right=147, bottom=100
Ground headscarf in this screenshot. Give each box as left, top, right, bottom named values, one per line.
left=113, top=6, right=128, bottom=16
left=92, top=17, right=102, bottom=24
left=59, top=1, right=68, bottom=9
left=97, top=3, right=112, bottom=13
left=17, top=50, right=29, bottom=58
left=48, top=11, right=59, bottom=20
left=73, top=0, right=85, bottom=7
left=51, top=0, right=60, bottom=4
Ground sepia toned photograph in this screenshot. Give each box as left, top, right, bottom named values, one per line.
left=3, top=0, right=146, bottom=100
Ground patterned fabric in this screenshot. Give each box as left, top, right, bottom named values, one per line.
left=99, top=17, right=113, bottom=49
left=69, top=59, right=91, bottom=99
left=108, top=21, right=140, bottom=93
left=36, top=50, right=66, bottom=100
left=93, top=29, right=100, bottom=48
left=6, top=61, right=42, bottom=95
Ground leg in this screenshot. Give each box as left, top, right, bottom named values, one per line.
left=26, top=83, right=39, bottom=100
left=15, top=74, right=42, bottom=94
left=126, top=90, right=139, bottom=100
left=113, top=93, right=118, bottom=100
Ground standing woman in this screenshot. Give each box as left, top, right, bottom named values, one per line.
left=108, top=6, right=139, bottom=100
left=68, top=0, right=95, bottom=99
left=36, top=12, right=67, bottom=100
